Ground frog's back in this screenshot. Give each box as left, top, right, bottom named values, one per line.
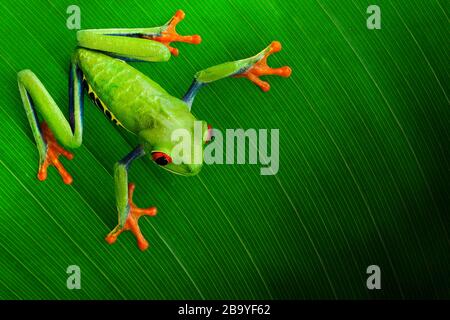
left=74, top=48, right=194, bottom=133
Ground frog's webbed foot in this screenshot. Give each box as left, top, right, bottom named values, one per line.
left=144, top=10, right=202, bottom=56
left=234, top=41, right=292, bottom=92
left=105, top=183, right=157, bottom=251
left=37, top=122, right=74, bottom=185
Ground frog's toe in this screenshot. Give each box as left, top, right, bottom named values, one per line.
left=234, top=41, right=292, bottom=92
left=145, top=9, right=202, bottom=56
left=105, top=183, right=157, bottom=251
left=37, top=122, right=74, bottom=185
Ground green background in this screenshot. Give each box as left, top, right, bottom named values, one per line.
left=0, top=0, right=448, bottom=299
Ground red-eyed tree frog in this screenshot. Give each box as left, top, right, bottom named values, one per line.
left=17, top=10, right=291, bottom=251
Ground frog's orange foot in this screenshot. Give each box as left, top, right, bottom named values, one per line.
left=146, top=9, right=202, bottom=56
left=37, top=122, right=74, bottom=185
left=234, top=41, right=292, bottom=92
left=105, top=183, right=157, bottom=251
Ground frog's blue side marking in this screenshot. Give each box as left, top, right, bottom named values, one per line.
left=106, top=33, right=158, bottom=38
left=107, top=53, right=149, bottom=62
left=119, top=145, right=145, bottom=169
left=183, top=80, right=205, bottom=109
left=69, top=64, right=85, bottom=133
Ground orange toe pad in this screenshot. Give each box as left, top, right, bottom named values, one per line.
left=234, top=41, right=292, bottom=92
left=105, top=183, right=157, bottom=251
left=38, top=122, right=74, bottom=185
left=145, top=9, right=201, bottom=56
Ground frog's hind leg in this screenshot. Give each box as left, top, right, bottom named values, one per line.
left=17, top=61, right=85, bottom=184
left=76, top=10, right=201, bottom=62
left=183, top=42, right=292, bottom=108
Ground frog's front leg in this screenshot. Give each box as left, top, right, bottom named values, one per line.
left=105, top=146, right=157, bottom=251
left=183, top=42, right=292, bottom=108
left=17, top=61, right=84, bottom=184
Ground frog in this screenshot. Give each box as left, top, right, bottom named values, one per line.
left=17, top=10, right=292, bottom=251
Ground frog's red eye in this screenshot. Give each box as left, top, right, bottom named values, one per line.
left=152, top=152, right=172, bottom=166
left=205, top=124, right=213, bottom=143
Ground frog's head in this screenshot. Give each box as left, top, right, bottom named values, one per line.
left=139, top=121, right=212, bottom=176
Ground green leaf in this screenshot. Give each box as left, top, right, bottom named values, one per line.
left=0, top=0, right=448, bottom=299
